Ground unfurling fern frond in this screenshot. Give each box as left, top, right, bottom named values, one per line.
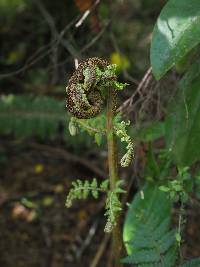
left=65, top=178, right=108, bottom=208
left=66, top=178, right=125, bottom=233
left=65, top=57, right=129, bottom=235
left=66, top=57, right=134, bottom=166
left=114, top=118, right=134, bottom=167
left=66, top=57, right=119, bottom=119
left=123, top=183, right=177, bottom=267
left=104, top=181, right=126, bottom=233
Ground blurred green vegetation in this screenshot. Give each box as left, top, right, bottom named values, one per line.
left=0, top=0, right=167, bottom=145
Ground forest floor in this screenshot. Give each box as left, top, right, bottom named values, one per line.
left=0, top=138, right=200, bottom=267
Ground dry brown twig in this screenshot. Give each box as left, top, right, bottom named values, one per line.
left=76, top=219, right=100, bottom=259
left=34, top=0, right=81, bottom=84
left=0, top=1, right=109, bottom=81
left=90, top=234, right=110, bottom=267
left=110, top=32, right=139, bottom=86
left=0, top=16, right=79, bottom=79
left=75, top=0, right=101, bottom=28
left=118, top=67, right=154, bottom=115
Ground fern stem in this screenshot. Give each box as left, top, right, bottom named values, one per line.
left=178, top=202, right=185, bottom=263
left=73, top=186, right=106, bottom=194
left=106, top=88, right=123, bottom=267
left=76, top=119, right=106, bottom=134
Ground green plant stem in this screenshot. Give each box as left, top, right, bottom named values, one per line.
left=178, top=202, right=184, bottom=263
left=106, top=88, right=123, bottom=267
left=76, top=119, right=106, bottom=134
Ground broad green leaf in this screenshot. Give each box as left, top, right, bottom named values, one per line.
left=122, top=183, right=177, bottom=266
left=123, top=183, right=172, bottom=255
left=166, top=61, right=200, bottom=166
left=151, top=0, right=200, bottom=80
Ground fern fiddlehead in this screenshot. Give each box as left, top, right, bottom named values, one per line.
left=66, top=57, right=131, bottom=266
left=66, top=57, right=117, bottom=119
left=66, top=57, right=134, bottom=168
left=66, top=57, right=134, bottom=228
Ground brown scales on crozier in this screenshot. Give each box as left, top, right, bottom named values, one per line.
left=66, top=57, right=117, bottom=119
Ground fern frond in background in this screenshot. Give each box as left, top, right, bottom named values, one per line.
left=0, top=94, right=67, bottom=139
left=180, top=258, right=200, bottom=267
left=0, top=94, right=94, bottom=148
left=122, top=183, right=177, bottom=267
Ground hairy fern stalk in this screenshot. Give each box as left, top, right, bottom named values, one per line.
left=65, top=57, right=134, bottom=266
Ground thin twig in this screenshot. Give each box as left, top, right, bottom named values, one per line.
left=110, top=32, right=139, bottom=86
left=75, top=0, right=101, bottom=28
left=33, top=0, right=80, bottom=59
left=0, top=14, right=80, bottom=79
left=118, top=67, right=153, bottom=114
left=33, top=0, right=59, bottom=83
left=76, top=219, right=99, bottom=259
left=80, top=21, right=111, bottom=53
left=90, top=234, right=110, bottom=267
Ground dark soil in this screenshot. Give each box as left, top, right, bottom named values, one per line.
left=0, top=139, right=200, bottom=267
